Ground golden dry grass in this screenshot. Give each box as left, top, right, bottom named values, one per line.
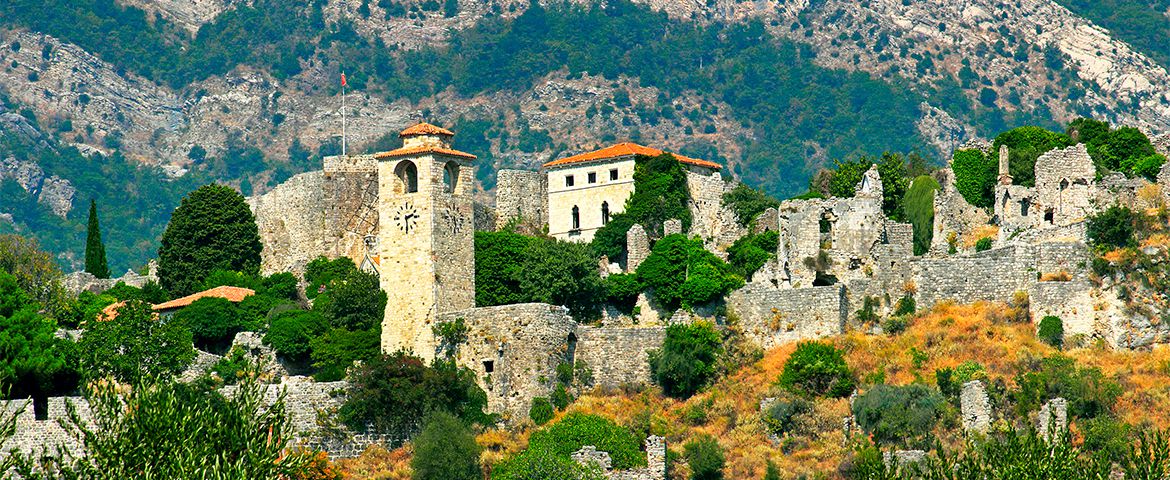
left=961, top=225, right=999, bottom=248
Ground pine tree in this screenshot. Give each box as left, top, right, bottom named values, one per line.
left=84, top=199, right=110, bottom=278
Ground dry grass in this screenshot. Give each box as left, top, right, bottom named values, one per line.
left=961, top=225, right=1000, bottom=248
left=1039, top=270, right=1072, bottom=282
left=333, top=444, right=412, bottom=479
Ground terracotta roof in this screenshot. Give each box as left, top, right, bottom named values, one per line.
left=399, top=122, right=454, bottom=137
left=97, top=301, right=126, bottom=322
left=153, top=285, right=256, bottom=311
left=373, top=146, right=477, bottom=160
left=542, top=142, right=722, bottom=170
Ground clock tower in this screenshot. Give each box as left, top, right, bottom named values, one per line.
left=375, top=123, right=477, bottom=360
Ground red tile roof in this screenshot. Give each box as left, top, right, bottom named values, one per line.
left=153, top=285, right=256, bottom=311
left=373, top=145, right=477, bottom=160
left=97, top=301, right=126, bottom=322
left=399, top=122, right=454, bottom=137
left=542, top=142, right=722, bottom=170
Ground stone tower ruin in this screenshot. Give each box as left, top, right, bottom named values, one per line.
left=375, top=123, right=477, bottom=360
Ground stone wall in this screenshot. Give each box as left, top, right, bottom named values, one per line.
left=495, top=169, right=548, bottom=229
left=0, top=396, right=91, bottom=458
left=727, top=284, right=846, bottom=350
left=442, top=303, right=577, bottom=421
left=685, top=169, right=745, bottom=251
left=1030, top=280, right=1095, bottom=338
left=931, top=167, right=991, bottom=255
left=911, top=245, right=1034, bottom=309
left=62, top=260, right=159, bottom=295
left=574, top=326, right=666, bottom=388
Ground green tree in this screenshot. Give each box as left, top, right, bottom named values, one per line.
left=304, top=256, right=357, bottom=299
left=904, top=175, right=940, bottom=255
left=158, top=184, right=262, bottom=296
left=1038, top=315, right=1064, bottom=349
left=338, top=352, right=491, bottom=435
left=992, top=126, right=1072, bottom=187
left=684, top=434, right=725, bottom=480
left=1087, top=205, right=1137, bottom=249
left=313, top=269, right=387, bottom=330
left=310, top=327, right=381, bottom=381
left=636, top=234, right=742, bottom=311
left=519, top=237, right=604, bottom=321
left=84, top=199, right=110, bottom=279
left=475, top=231, right=533, bottom=307
left=0, top=234, right=66, bottom=312
left=0, top=272, right=77, bottom=401
left=264, top=310, right=329, bottom=363
left=649, top=321, right=723, bottom=398
left=779, top=341, right=855, bottom=398
left=726, top=230, right=779, bottom=278
left=722, top=184, right=779, bottom=227
left=852, top=384, right=944, bottom=448
left=412, top=411, right=482, bottom=480
left=951, top=148, right=996, bottom=208
left=77, top=300, right=196, bottom=383
left=174, top=296, right=244, bottom=352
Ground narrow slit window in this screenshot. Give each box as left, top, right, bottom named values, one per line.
left=602, top=202, right=610, bottom=225
left=572, top=206, right=581, bottom=230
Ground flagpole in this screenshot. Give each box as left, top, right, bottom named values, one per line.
left=341, top=73, right=347, bottom=157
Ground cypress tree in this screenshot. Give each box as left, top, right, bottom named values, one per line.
left=84, top=199, right=110, bottom=278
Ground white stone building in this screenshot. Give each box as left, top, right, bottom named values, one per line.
left=542, top=142, right=722, bottom=242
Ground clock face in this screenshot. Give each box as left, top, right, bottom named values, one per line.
left=393, top=201, right=419, bottom=234
left=441, top=206, right=465, bottom=235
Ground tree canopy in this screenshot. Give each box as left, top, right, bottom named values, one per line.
left=157, top=184, right=262, bottom=296
left=77, top=300, right=196, bottom=383
left=84, top=200, right=110, bottom=279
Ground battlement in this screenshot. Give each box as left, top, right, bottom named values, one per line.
left=323, top=154, right=378, bottom=174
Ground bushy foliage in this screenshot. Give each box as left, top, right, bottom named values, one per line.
left=603, top=273, right=642, bottom=313
left=264, top=310, right=329, bottom=362
left=951, top=149, right=996, bottom=208
left=684, top=434, right=725, bottom=480
left=0, top=234, right=67, bottom=313
left=0, top=271, right=77, bottom=400
left=338, top=352, right=490, bottom=435
left=637, top=234, right=742, bottom=310
left=78, top=300, right=195, bottom=383
left=591, top=153, right=693, bottom=259
left=158, top=184, right=262, bottom=296
left=893, top=295, right=916, bottom=316
left=1122, top=153, right=1167, bottom=181
left=173, top=296, right=244, bottom=352
left=903, top=176, right=939, bottom=255
left=475, top=231, right=605, bottom=320
left=992, top=126, right=1072, bottom=187
left=1013, top=355, right=1121, bottom=420
left=1087, top=205, right=1137, bottom=249
left=935, top=361, right=987, bottom=401
left=3, top=369, right=326, bottom=478
left=779, top=341, right=855, bottom=398
left=525, top=413, right=646, bottom=469
left=309, top=327, right=381, bottom=382
left=492, top=443, right=605, bottom=480
left=209, top=345, right=252, bottom=385
left=722, top=184, right=779, bottom=227
left=726, top=230, right=779, bottom=279
left=412, top=411, right=483, bottom=480
left=814, top=152, right=924, bottom=221
left=304, top=256, right=357, bottom=299
left=312, top=268, right=386, bottom=331
left=975, top=237, right=993, bottom=252
left=529, top=397, right=555, bottom=425
left=649, top=321, right=723, bottom=398
left=1038, top=315, right=1064, bottom=349
left=852, top=384, right=944, bottom=448
left=763, top=397, right=813, bottom=437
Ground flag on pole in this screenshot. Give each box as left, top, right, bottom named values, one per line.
left=341, top=72, right=347, bottom=87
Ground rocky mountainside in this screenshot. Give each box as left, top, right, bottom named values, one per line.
left=2, top=0, right=1170, bottom=271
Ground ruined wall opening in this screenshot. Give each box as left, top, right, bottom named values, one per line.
left=482, top=360, right=495, bottom=373
left=566, top=333, right=578, bottom=367
left=395, top=161, right=418, bottom=194
left=1044, top=208, right=1055, bottom=224
left=1020, top=198, right=1030, bottom=217
left=443, top=161, right=459, bottom=193
left=33, top=396, right=47, bottom=421
left=601, top=202, right=610, bottom=225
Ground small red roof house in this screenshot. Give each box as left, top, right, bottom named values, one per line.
left=153, top=285, right=256, bottom=315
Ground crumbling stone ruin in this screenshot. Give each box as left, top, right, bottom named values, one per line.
left=960, top=380, right=992, bottom=435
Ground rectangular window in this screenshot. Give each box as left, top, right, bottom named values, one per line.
left=609, top=169, right=619, bottom=180
left=565, top=175, right=575, bottom=187
left=588, top=172, right=597, bottom=184
left=482, top=360, right=494, bottom=373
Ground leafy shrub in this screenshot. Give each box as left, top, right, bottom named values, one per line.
left=1080, top=416, right=1132, bottom=463
left=556, top=361, right=574, bottom=385
left=763, top=397, right=812, bottom=437
left=209, top=346, right=252, bottom=385
left=882, top=316, right=908, bottom=335
left=1013, top=355, right=1121, bottom=419
left=551, top=384, right=572, bottom=410
left=304, top=256, right=356, bottom=299
left=722, top=184, right=779, bottom=227
left=726, top=230, right=779, bottom=278
left=412, top=411, right=482, bottom=480
left=975, top=237, right=993, bottom=252
left=637, top=234, right=742, bottom=310
left=475, top=231, right=605, bottom=321
left=1087, top=205, right=1137, bottom=249
left=649, top=322, right=723, bottom=398
left=526, top=413, right=646, bottom=469
left=79, top=300, right=195, bottom=383
left=936, top=361, right=987, bottom=401
left=856, top=296, right=879, bottom=324
left=992, top=126, right=1072, bottom=187
left=309, top=327, right=381, bottom=381
left=529, top=398, right=555, bottom=425
left=492, top=442, right=606, bottom=480
left=1122, top=153, right=1167, bottom=181
left=158, top=184, right=262, bottom=296
left=951, top=148, right=996, bottom=208
left=903, top=175, right=939, bottom=255
left=312, top=269, right=386, bottom=331
left=264, top=310, right=328, bottom=362
left=683, top=434, right=725, bottom=480
left=173, top=296, right=245, bottom=353
left=1038, top=315, right=1064, bottom=349
left=779, top=341, right=855, bottom=398
left=893, top=295, right=916, bottom=316
left=852, top=384, right=944, bottom=448
left=603, top=273, right=642, bottom=313
left=338, top=353, right=491, bottom=435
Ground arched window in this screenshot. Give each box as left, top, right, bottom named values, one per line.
left=601, top=202, right=610, bottom=225
left=572, top=206, right=580, bottom=230
left=443, top=162, right=459, bottom=193
left=395, top=161, right=418, bottom=194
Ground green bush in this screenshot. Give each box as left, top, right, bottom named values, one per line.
left=951, top=148, right=996, bottom=208
left=1079, top=416, right=1132, bottom=463
left=779, top=341, right=855, bottom=398
left=1122, top=153, right=1167, bottom=181
left=529, top=398, right=555, bottom=425
left=903, top=175, right=939, bottom=255
left=173, top=296, right=244, bottom=353
left=1087, top=205, right=1137, bottom=249
left=475, top=231, right=605, bottom=321
left=309, top=327, right=381, bottom=382
left=992, top=126, right=1072, bottom=187
left=264, top=310, right=328, bottom=362
left=649, top=322, right=723, bottom=398
left=852, top=384, right=944, bottom=448
left=551, top=384, right=572, bottom=410
left=726, top=230, right=779, bottom=278
left=1013, top=355, right=1121, bottom=420
left=763, top=397, right=812, bottom=437
left=591, top=153, right=693, bottom=259
left=722, top=184, right=779, bottom=227
left=338, top=353, right=491, bottom=435
left=882, top=316, right=908, bottom=335
left=893, top=295, right=916, bottom=316
left=603, top=273, right=642, bottom=313
left=975, top=237, right=993, bottom=252
left=491, top=442, right=606, bottom=480
left=412, top=411, right=482, bottom=480
left=936, top=361, right=987, bottom=401
left=683, top=434, right=725, bottom=480
left=304, top=256, right=357, bottom=299
left=637, top=234, right=742, bottom=310
left=526, top=413, right=646, bottom=469
left=856, top=296, right=879, bottom=324
left=78, top=300, right=195, bottom=383
left=312, top=269, right=387, bottom=331
left=209, top=346, right=251, bottom=385
left=157, top=184, right=262, bottom=296
left=1038, top=315, right=1064, bottom=349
